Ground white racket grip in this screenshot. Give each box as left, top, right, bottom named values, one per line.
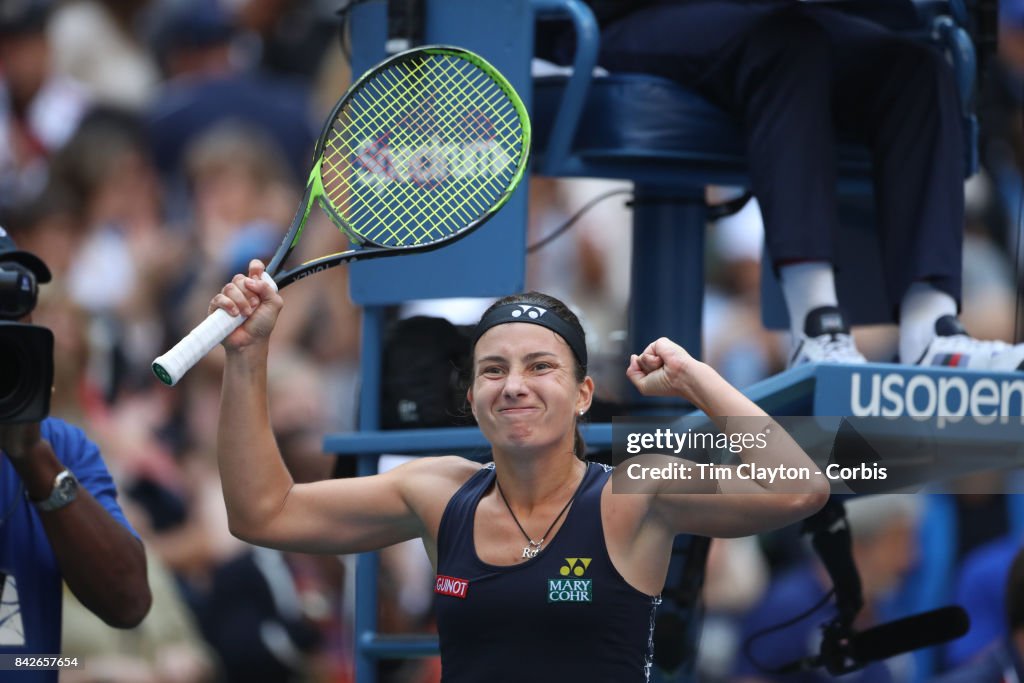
left=152, top=272, right=278, bottom=386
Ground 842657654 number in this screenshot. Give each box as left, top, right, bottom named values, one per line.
left=3, top=655, right=81, bottom=670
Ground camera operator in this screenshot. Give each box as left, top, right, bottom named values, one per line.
left=0, top=227, right=151, bottom=679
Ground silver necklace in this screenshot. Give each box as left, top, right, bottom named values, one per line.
left=495, top=463, right=587, bottom=559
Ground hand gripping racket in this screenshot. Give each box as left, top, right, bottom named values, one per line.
left=153, top=46, right=530, bottom=386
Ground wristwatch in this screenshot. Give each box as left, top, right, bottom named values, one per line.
left=30, top=469, right=79, bottom=512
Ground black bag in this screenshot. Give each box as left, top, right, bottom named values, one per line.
left=380, top=316, right=475, bottom=430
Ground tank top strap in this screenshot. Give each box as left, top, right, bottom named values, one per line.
left=555, top=461, right=613, bottom=548
left=437, top=462, right=495, bottom=564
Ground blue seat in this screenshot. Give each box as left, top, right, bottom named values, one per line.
left=532, top=73, right=868, bottom=186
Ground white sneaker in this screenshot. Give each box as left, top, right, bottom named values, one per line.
left=789, top=306, right=867, bottom=368
left=915, top=316, right=1024, bottom=371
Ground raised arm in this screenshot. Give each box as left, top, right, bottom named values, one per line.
left=213, top=260, right=432, bottom=554
left=625, top=338, right=829, bottom=537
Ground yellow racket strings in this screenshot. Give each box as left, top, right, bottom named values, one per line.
left=320, top=53, right=524, bottom=248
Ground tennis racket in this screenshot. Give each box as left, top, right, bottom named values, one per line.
left=153, top=45, right=530, bottom=386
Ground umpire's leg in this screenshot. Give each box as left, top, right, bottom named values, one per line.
left=815, top=7, right=966, bottom=310
left=598, top=1, right=843, bottom=271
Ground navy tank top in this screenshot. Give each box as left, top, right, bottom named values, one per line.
left=434, top=461, right=661, bottom=682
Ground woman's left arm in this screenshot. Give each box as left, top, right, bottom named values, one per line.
left=625, top=338, right=830, bottom=537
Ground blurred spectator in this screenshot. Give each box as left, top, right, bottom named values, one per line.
left=183, top=121, right=294, bottom=279
left=193, top=546, right=325, bottom=683
left=231, top=0, right=338, bottom=82
left=31, top=289, right=94, bottom=424
left=960, top=172, right=1021, bottom=345
left=525, top=177, right=634, bottom=401
left=0, top=181, right=81, bottom=285
left=268, top=351, right=354, bottom=681
left=704, top=191, right=787, bottom=387
left=48, top=0, right=161, bottom=109
left=146, top=0, right=317, bottom=217
left=976, top=0, right=1024, bottom=266
left=48, top=106, right=186, bottom=396
left=61, top=544, right=218, bottom=683
left=696, top=537, right=769, bottom=682
left=0, top=0, right=91, bottom=210
left=933, top=543, right=1024, bottom=683
left=735, top=495, right=921, bottom=683
left=946, top=534, right=1022, bottom=667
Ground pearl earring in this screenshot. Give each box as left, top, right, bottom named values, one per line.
left=579, top=410, right=585, bottom=416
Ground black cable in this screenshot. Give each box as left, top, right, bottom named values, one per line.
left=1015, top=71, right=1024, bottom=344
left=526, top=187, right=754, bottom=255
left=336, top=0, right=375, bottom=64
left=337, top=2, right=351, bottom=62
left=706, top=190, right=754, bottom=221
left=741, top=588, right=836, bottom=675
left=527, top=188, right=631, bottom=254
left=1015, top=154, right=1023, bottom=343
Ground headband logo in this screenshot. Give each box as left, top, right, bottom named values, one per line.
left=512, top=305, right=547, bottom=320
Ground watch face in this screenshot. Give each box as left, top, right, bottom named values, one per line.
left=33, top=470, right=79, bottom=511
left=56, top=475, right=77, bottom=500
left=40, top=471, right=78, bottom=510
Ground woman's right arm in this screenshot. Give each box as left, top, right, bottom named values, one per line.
left=214, top=260, right=426, bottom=554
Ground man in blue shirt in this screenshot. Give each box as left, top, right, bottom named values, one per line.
left=934, top=543, right=1024, bottom=683
left=0, top=227, right=151, bottom=680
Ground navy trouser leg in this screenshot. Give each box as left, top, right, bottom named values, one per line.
left=812, top=8, right=966, bottom=307
left=597, top=2, right=841, bottom=267
left=715, top=8, right=841, bottom=266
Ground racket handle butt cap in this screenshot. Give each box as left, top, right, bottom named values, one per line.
left=152, top=272, right=278, bottom=386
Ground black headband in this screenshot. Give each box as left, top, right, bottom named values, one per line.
left=472, top=303, right=587, bottom=369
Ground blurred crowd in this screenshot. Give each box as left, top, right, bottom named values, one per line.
left=2, top=0, right=1024, bottom=681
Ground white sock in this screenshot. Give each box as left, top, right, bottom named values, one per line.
left=779, top=262, right=839, bottom=338
left=899, top=282, right=958, bottom=363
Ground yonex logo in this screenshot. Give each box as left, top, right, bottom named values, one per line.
left=560, top=557, right=591, bottom=577
left=511, top=305, right=547, bottom=320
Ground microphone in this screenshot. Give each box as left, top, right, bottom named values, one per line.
left=849, top=606, right=969, bottom=663
left=777, top=606, right=969, bottom=675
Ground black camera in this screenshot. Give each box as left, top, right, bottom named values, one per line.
left=0, top=262, right=53, bottom=423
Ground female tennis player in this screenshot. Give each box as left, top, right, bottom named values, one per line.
left=212, top=259, right=829, bottom=682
